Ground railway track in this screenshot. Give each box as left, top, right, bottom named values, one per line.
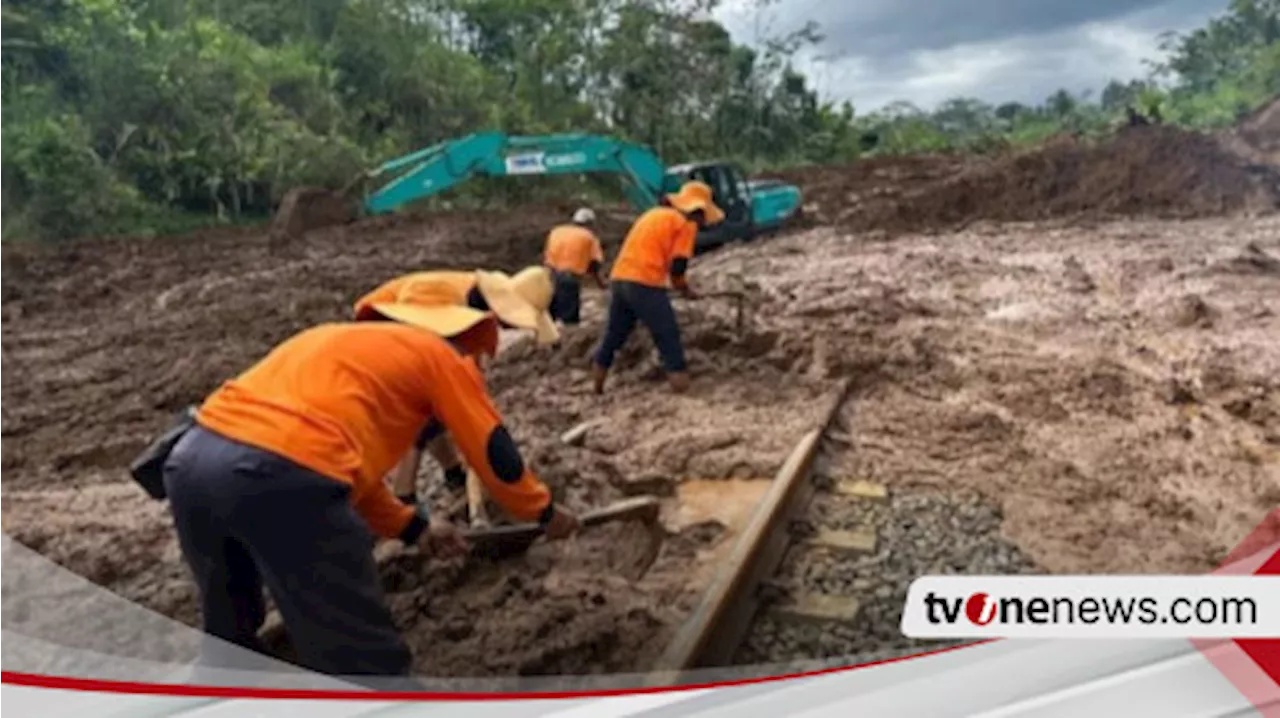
left=249, top=369, right=1001, bottom=685
left=649, top=376, right=894, bottom=682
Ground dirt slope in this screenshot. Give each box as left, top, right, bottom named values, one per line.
left=779, top=122, right=1280, bottom=238
left=1220, top=96, right=1280, bottom=168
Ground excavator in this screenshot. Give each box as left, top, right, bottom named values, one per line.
left=269, top=132, right=804, bottom=252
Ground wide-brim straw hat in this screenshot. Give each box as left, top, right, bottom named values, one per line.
left=370, top=279, right=500, bottom=356
left=474, top=267, right=560, bottom=345
left=666, top=180, right=725, bottom=225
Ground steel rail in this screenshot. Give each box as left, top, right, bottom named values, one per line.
left=647, top=377, right=854, bottom=684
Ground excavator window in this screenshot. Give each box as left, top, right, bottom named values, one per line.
left=690, top=165, right=739, bottom=207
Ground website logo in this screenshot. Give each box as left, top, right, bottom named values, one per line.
left=901, top=576, right=1280, bottom=639
left=965, top=592, right=996, bottom=625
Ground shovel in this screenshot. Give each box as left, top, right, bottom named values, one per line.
left=463, top=495, right=662, bottom=561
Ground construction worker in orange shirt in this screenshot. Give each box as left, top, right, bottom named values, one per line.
left=591, top=181, right=724, bottom=394
left=544, top=208, right=607, bottom=326
left=162, top=300, right=580, bottom=679
left=352, top=267, right=558, bottom=509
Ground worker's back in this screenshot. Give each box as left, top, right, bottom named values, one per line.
left=610, top=207, right=696, bottom=287
left=544, top=224, right=603, bottom=276
left=198, top=323, right=458, bottom=494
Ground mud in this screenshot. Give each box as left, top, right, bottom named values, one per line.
left=700, top=217, right=1280, bottom=575
left=773, top=154, right=972, bottom=229
left=792, top=124, right=1279, bottom=237
left=1220, top=97, right=1280, bottom=169
left=0, top=203, right=632, bottom=493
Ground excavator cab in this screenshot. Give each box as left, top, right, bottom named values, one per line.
left=666, top=161, right=756, bottom=251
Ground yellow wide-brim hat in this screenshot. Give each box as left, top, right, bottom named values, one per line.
left=370, top=302, right=490, bottom=339
left=370, top=279, right=500, bottom=356
left=666, top=180, right=725, bottom=225
left=474, top=267, right=560, bottom=345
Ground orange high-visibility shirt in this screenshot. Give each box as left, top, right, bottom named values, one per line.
left=544, top=225, right=605, bottom=276
left=609, top=207, right=696, bottom=288
left=195, top=323, right=552, bottom=538
left=352, top=271, right=478, bottom=320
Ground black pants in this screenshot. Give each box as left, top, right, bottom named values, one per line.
left=549, top=269, right=582, bottom=325
left=163, top=426, right=412, bottom=678
left=593, top=280, right=686, bottom=373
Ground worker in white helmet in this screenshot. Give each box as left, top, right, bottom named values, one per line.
left=543, top=208, right=607, bottom=326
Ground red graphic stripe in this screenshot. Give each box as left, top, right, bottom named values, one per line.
left=1234, top=547, right=1280, bottom=689
left=0, top=641, right=989, bottom=701
left=1196, top=508, right=1280, bottom=716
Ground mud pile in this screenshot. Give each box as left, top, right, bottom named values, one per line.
left=848, top=125, right=1280, bottom=234
left=773, top=124, right=1280, bottom=237
left=1220, top=96, right=1280, bottom=168
left=773, top=154, right=970, bottom=228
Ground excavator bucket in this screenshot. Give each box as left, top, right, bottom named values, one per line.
left=267, top=172, right=369, bottom=248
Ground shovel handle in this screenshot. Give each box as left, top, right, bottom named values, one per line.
left=462, top=496, right=661, bottom=543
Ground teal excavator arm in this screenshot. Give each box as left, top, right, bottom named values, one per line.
left=363, top=132, right=670, bottom=215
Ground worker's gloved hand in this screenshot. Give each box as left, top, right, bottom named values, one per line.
left=680, top=285, right=700, bottom=301
left=543, top=504, right=581, bottom=540
left=419, top=517, right=468, bottom=560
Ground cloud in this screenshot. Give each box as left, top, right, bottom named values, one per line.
left=713, top=0, right=1229, bottom=111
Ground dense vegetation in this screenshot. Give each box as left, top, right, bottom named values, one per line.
left=2, top=0, right=1277, bottom=241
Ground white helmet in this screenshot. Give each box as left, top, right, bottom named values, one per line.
left=572, top=208, right=596, bottom=225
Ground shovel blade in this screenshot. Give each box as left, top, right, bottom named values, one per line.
left=463, top=496, right=663, bottom=560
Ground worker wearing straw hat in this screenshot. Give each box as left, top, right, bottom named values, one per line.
left=591, top=181, right=724, bottom=394
left=353, top=267, right=559, bottom=508
left=543, top=207, right=608, bottom=326
left=354, top=266, right=560, bottom=346
left=163, top=299, right=580, bottom=680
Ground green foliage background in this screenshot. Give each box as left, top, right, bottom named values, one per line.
left=2, top=0, right=1277, bottom=241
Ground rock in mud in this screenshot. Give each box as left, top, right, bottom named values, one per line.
left=1168, top=293, right=1218, bottom=328
left=560, top=418, right=607, bottom=447
left=1063, top=255, right=1097, bottom=293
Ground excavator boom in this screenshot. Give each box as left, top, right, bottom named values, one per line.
left=269, top=131, right=803, bottom=252
left=365, top=132, right=671, bottom=215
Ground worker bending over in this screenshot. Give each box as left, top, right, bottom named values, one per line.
left=591, top=181, right=724, bottom=394
left=544, top=208, right=607, bottom=325
left=353, top=267, right=558, bottom=507
left=163, top=301, right=580, bottom=679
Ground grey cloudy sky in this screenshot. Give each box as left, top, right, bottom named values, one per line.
left=712, top=0, right=1230, bottom=111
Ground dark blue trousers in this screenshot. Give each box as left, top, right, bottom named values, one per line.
left=593, top=280, right=687, bottom=373
left=549, top=270, right=583, bottom=325
left=163, top=426, right=412, bottom=677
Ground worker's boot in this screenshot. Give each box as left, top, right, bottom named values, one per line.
left=591, top=364, right=608, bottom=395
left=668, top=371, right=691, bottom=394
